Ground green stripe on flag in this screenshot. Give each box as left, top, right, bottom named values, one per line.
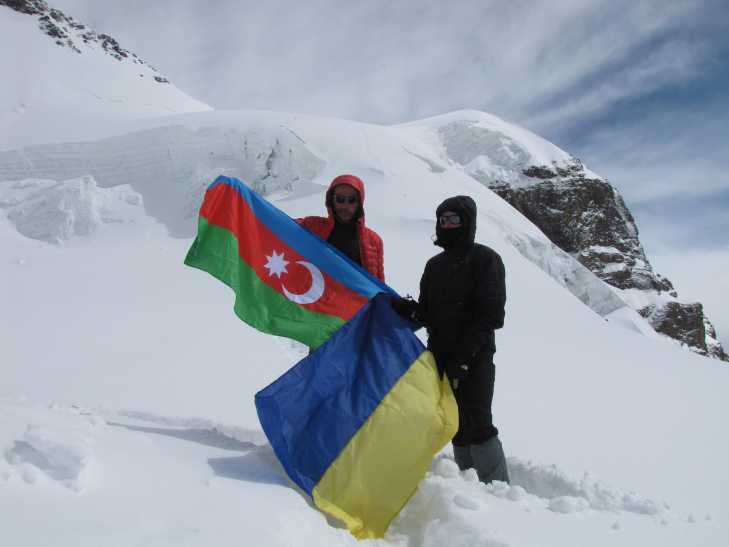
left=184, top=217, right=345, bottom=349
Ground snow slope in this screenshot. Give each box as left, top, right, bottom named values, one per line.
left=401, top=109, right=601, bottom=186
left=0, top=110, right=636, bottom=322
left=0, top=4, right=211, bottom=150
left=2, top=110, right=728, bottom=546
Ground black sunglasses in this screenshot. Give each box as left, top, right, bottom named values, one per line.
left=334, top=194, right=358, bottom=205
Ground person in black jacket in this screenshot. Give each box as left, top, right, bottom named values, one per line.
left=392, top=195, right=509, bottom=484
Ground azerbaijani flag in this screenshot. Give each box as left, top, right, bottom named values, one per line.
left=255, top=294, right=459, bottom=539
left=184, top=176, right=396, bottom=348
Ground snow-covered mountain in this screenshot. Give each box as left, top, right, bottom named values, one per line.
left=420, top=113, right=727, bottom=361
left=2, top=3, right=728, bottom=546
left=3, top=0, right=723, bottom=361
left=2, top=105, right=722, bottom=360
left=0, top=0, right=211, bottom=149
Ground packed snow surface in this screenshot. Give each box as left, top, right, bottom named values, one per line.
left=2, top=109, right=728, bottom=547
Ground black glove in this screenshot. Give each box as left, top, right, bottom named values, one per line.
left=390, top=296, right=420, bottom=323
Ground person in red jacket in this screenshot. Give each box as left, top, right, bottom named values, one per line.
left=297, top=174, right=385, bottom=282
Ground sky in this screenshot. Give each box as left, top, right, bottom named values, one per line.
left=47, top=0, right=729, bottom=344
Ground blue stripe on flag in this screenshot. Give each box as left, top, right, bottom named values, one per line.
left=254, top=294, right=424, bottom=494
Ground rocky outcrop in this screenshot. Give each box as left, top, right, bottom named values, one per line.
left=489, top=161, right=727, bottom=362
left=640, top=302, right=727, bottom=360
left=491, top=163, right=676, bottom=294
left=0, top=0, right=45, bottom=15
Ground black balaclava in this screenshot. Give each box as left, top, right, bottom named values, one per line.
left=434, top=195, right=477, bottom=250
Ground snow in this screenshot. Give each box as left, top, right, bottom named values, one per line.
left=402, top=110, right=573, bottom=171
left=5, top=421, right=95, bottom=491
left=2, top=6, right=728, bottom=544
left=0, top=176, right=144, bottom=242
left=0, top=110, right=635, bottom=325
left=400, top=110, right=604, bottom=187
left=2, top=117, right=728, bottom=545
left=2, top=394, right=723, bottom=547
left=0, top=8, right=210, bottom=150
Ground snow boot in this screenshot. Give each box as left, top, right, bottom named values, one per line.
left=470, top=436, right=509, bottom=484
left=453, top=444, right=474, bottom=471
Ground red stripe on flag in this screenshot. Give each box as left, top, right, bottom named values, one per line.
left=200, top=183, right=368, bottom=321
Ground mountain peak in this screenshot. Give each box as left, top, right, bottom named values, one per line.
left=0, top=0, right=211, bottom=149
left=2, top=0, right=168, bottom=78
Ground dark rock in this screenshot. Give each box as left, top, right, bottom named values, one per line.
left=641, top=302, right=704, bottom=348
left=640, top=303, right=727, bottom=361
left=488, top=161, right=727, bottom=362
left=494, top=174, right=669, bottom=291
left=0, top=0, right=46, bottom=15
left=522, top=165, right=557, bottom=179
left=98, top=33, right=129, bottom=61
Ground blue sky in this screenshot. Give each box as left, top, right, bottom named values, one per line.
left=51, top=0, right=729, bottom=345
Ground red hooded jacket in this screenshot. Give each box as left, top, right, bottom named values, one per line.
left=297, top=174, right=385, bottom=282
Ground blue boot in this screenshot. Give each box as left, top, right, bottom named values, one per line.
left=470, top=436, right=509, bottom=484
left=453, top=445, right=474, bottom=471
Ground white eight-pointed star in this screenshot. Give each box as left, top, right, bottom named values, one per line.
left=264, top=250, right=289, bottom=278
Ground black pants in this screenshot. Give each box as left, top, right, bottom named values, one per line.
left=451, top=350, right=498, bottom=446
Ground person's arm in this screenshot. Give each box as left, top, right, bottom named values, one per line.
left=390, top=262, right=429, bottom=329
left=417, top=265, right=430, bottom=327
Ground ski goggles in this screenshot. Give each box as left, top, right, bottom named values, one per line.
left=438, top=212, right=462, bottom=227
left=334, top=194, right=358, bottom=204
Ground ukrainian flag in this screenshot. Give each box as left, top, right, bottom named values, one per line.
left=255, top=294, right=458, bottom=539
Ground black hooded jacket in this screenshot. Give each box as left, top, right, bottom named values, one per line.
left=418, top=196, right=506, bottom=370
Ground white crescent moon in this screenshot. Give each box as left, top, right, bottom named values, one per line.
left=282, top=261, right=325, bottom=305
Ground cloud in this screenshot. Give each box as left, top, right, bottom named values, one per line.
left=49, top=0, right=721, bottom=126
left=632, top=191, right=729, bottom=253
left=522, top=37, right=712, bottom=134
left=573, top=117, right=729, bottom=201
left=552, top=79, right=729, bottom=218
